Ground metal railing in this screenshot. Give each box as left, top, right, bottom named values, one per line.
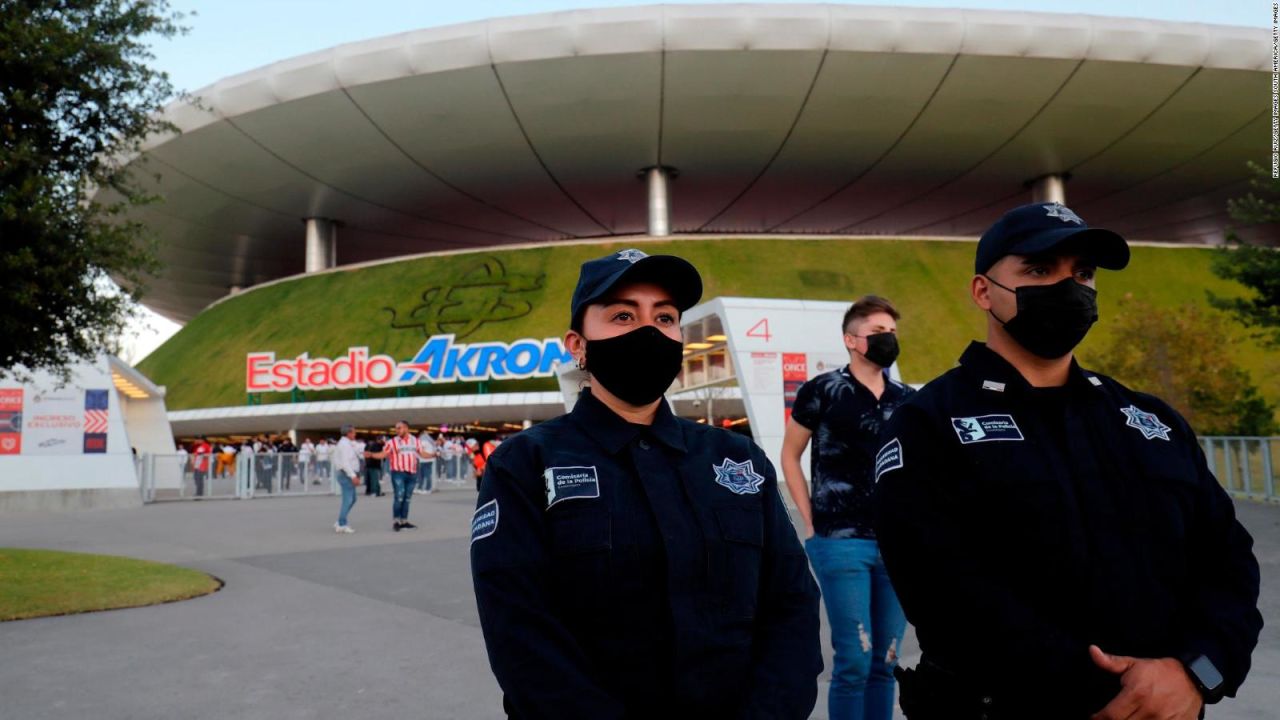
left=134, top=440, right=1273, bottom=503
left=139, top=452, right=339, bottom=502
left=1200, top=437, right=1279, bottom=503
left=136, top=452, right=479, bottom=503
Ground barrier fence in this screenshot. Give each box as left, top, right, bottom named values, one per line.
left=135, top=438, right=1277, bottom=504
left=138, top=452, right=478, bottom=503
left=1201, top=437, right=1279, bottom=504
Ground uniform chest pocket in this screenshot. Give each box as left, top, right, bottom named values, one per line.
left=549, top=512, right=612, bottom=556
left=710, top=507, right=763, bottom=620
left=547, top=512, right=612, bottom=622
left=1138, top=450, right=1200, bottom=547
left=716, top=507, right=763, bottom=546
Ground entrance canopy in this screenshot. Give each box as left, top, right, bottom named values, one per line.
left=115, top=5, right=1268, bottom=321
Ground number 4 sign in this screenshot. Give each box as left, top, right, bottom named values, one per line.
left=746, top=318, right=772, bottom=342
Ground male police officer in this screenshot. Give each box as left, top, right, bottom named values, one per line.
left=874, top=202, right=1262, bottom=719
left=471, top=249, right=822, bottom=719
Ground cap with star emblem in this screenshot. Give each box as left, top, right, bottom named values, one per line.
left=570, top=248, right=703, bottom=326
left=975, top=202, right=1130, bottom=274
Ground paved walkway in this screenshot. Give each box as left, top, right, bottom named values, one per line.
left=1, top=492, right=1276, bottom=719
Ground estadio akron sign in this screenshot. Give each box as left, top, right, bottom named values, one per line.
left=246, top=334, right=574, bottom=393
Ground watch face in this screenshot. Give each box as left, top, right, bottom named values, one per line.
left=1190, top=655, right=1224, bottom=691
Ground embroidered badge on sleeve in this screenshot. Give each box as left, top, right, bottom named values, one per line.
left=471, top=499, right=499, bottom=544
left=875, top=438, right=904, bottom=483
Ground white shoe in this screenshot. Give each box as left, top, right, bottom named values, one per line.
left=334, top=523, right=343, bottom=533
left=340, top=525, right=355, bottom=534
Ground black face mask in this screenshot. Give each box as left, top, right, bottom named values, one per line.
left=583, top=325, right=685, bottom=406
left=985, top=275, right=1099, bottom=359
left=857, top=332, right=900, bottom=368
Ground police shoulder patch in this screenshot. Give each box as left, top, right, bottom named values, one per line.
left=712, top=458, right=765, bottom=495
left=471, top=499, right=499, bottom=544
left=543, top=466, right=600, bottom=509
left=951, top=414, right=1024, bottom=444
left=875, top=438, right=904, bottom=483
left=1120, top=405, right=1171, bottom=441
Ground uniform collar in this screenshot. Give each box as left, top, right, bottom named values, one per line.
left=571, top=388, right=687, bottom=455
left=958, top=341, right=1098, bottom=396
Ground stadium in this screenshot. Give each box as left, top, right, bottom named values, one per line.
left=120, top=4, right=1273, bottom=440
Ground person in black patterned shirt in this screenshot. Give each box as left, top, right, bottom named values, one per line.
left=781, top=295, right=915, bottom=720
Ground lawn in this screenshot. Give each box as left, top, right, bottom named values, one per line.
left=0, top=548, right=221, bottom=622
left=137, top=237, right=1278, bottom=415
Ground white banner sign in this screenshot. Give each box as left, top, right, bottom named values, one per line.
left=23, top=389, right=83, bottom=455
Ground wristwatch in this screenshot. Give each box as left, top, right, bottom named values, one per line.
left=1180, top=653, right=1225, bottom=703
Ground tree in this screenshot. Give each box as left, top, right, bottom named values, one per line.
left=1208, top=162, right=1280, bottom=346
left=1, top=0, right=185, bottom=379
left=1084, top=295, right=1275, bottom=436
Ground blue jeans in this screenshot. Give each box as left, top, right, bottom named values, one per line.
left=417, top=462, right=433, bottom=492
left=390, top=471, right=416, bottom=520
left=336, top=471, right=357, bottom=527
left=805, top=535, right=906, bottom=720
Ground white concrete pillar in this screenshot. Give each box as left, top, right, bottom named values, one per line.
left=304, top=218, right=337, bottom=273
left=1031, top=174, right=1066, bottom=205
left=644, top=167, right=675, bottom=237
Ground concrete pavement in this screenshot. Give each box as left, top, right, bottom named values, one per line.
left=0, top=491, right=1276, bottom=719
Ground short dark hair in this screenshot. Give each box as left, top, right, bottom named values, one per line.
left=842, top=295, right=900, bottom=334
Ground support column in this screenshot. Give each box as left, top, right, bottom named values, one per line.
left=642, top=166, right=676, bottom=237
left=304, top=218, right=337, bottom=273
left=1030, top=174, right=1067, bottom=205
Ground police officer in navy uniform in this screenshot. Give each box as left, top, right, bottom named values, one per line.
left=470, top=248, right=822, bottom=719
left=874, top=203, right=1262, bottom=719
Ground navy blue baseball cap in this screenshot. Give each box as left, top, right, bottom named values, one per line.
left=975, top=202, right=1130, bottom=274
left=570, top=248, right=703, bottom=325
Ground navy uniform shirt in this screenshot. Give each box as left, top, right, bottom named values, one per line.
left=790, top=366, right=914, bottom=538
left=471, top=389, right=822, bottom=720
left=874, top=342, right=1262, bottom=717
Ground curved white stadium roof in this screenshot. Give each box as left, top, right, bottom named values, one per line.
left=118, top=4, right=1271, bottom=322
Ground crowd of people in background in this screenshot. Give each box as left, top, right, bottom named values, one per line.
left=173, top=429, right=505, bottom=500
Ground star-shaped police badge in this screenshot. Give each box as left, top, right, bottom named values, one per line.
left=616, top=249, right=648, bottom=264
left=1121, top=405, right=1172, bottom=441
left=712, top=458, right=765, bottom=495
left=1044, top=203, right=1084, bottom=225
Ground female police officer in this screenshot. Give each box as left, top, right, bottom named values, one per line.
left=470, top=249, right=822, bottom=719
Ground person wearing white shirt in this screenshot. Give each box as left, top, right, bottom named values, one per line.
left=238, top=439, right=256, bottom=496
left=442, top=437, right=460, bottom=481
left=333, top=425, right=362, bottom=533
left=315, top=439, right=332, bottom=482
left=415, top=430, right=438, bottom=494
left=217, top=443, right=238, bottom=479
left=299, top=438, right=315, bottom=485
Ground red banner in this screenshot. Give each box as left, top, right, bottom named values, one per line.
left=0, top=388, right=23, bottom=455
left=782, top=353, right=807, bottom=422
